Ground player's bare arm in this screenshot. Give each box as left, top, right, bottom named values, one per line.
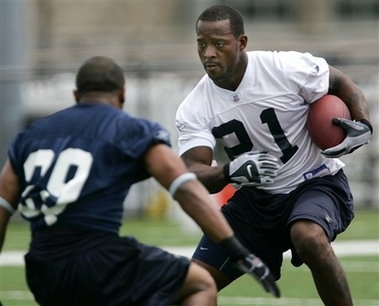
left=328, top=66, right=370, bottom=121
left=181, top=146, right=228, bottom=194
left=143, top=143, right=232, bottom=242
left=0, top=159, right=20, bottom=252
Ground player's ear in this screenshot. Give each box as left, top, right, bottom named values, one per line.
left=239, top=35, right=248, bottom=51
left=73, top=89, right=80, bottom=103
left=119, top=86, right=125, bottom=104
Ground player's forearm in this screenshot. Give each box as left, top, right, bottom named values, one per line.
left=0, top=209, right=11, bottom=253
left=174, top=180, right=233, bottom=242
left=186, top=163, right=228, bottom=194
left=331, top=87, right=370, bottom=121
left=328, top=66, right=370, bottom=121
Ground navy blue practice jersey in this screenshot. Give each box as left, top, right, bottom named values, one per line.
left=8, top=103, right=171, bottom=234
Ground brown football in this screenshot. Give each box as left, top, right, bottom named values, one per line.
left=307, top=95, right=351, bottom=150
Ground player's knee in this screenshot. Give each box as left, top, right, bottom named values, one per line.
left=192, top=258, right=232, bottom=291
left=173, top=262, right=217, bottom=304
left=190, top=262, right=217, bottom=293
left=290, top=220, right=331, bottom=263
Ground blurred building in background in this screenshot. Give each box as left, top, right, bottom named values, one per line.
left=1, top=0, right=378, bottom=215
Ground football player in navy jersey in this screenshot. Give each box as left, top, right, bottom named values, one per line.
left=0, top=56, right=279, bottom=306
left=175, top=4, right=373, bottom=306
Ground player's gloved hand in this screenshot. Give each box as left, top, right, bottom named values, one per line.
left=218, top=236, right=280, bottom=298
left=223, top=151, right=279, bottom=186
left=322, top=118, right=373, bottom=158
left=237, top=254, right=280, bottom=298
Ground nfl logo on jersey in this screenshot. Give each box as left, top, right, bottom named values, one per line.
left=231, top=93, right=241, bottom=102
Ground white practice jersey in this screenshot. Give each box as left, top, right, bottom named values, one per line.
left=176, top=51, right=345, bottom=194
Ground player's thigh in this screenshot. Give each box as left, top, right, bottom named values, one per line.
left=288, top=187, right=351, bottom=243
left=287, top=185, right=351, bottom=266
left=172, top=262, right=217, bottom=303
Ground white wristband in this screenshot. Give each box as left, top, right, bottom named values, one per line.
left=0, top=197, right=15, bottom=215
left=169, top=172, right=197, bottom=197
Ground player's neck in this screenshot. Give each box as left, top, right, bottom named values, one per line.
left=213, top=53, right=248, bottom=91
left=77, top=92, right=124, bottom=109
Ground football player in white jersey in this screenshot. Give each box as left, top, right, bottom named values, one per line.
left=175, top=4, right=372, bottom=306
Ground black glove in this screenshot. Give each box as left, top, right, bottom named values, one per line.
left=322, top=118, right=373, bottom=158
left=224, top=151, right=279, bottom=186
left=237, top=254, right=280, bottom=298
left=218, top=236, right=280, bottom=298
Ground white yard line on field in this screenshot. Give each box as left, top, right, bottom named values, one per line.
left=218, top=296, right=379, bottom=306
left=1, top=291, right=378, bottom=306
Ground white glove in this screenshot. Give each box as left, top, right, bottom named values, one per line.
left=224, top=151, right=279, bottom=186
left=322, top=118, right=372, bottom=158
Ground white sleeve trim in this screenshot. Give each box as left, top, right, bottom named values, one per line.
left=0, top=197, right=15, bottom=215
left=169, top=172, right=197, bottom=197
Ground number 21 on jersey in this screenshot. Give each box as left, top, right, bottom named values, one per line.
left=212, top=108, right=298, bottom=164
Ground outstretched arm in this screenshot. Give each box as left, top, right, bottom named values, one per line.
left=143, top=144, right=232, bottom=242
left=143, top=143, right=280, bottom=298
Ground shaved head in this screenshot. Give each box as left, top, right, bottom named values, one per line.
left=75, top=56, right=125, bottom=95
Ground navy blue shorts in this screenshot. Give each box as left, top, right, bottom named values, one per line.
left=25, top=235, right=190, bottom=306
left=192, top=170, right=354, bottom=281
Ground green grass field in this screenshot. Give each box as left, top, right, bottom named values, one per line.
left=1, top=208, right=378, bottom=305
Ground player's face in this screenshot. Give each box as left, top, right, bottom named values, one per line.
left=196, top=20, right=246, bottom=90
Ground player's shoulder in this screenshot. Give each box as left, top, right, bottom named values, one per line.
left=246, top=50, right=288, bottom=71
left=248, top=50, right=320, bottom=62
left=186, top=74, right=210, bottom=97
left=248, top=50, right=326, bottom=75
left=177, top=75, right=209, bottom=112
left=19, top=108, right=67, bottom=138
left=123, top=113, right=168, bottom=137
